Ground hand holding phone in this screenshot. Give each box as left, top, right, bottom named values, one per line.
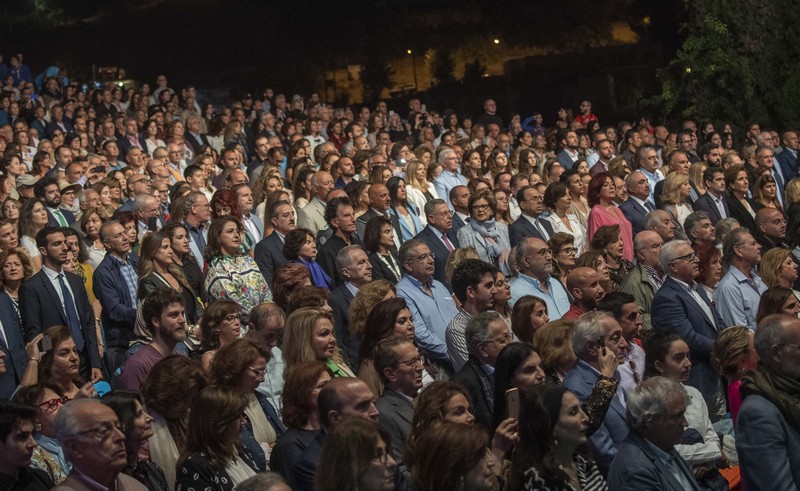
left=596, top=336, right=606, bottom=356
left=505, top=388, right=520, bottom=419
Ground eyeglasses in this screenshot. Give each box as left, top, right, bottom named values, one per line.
left=409, top=252, right=435, bottom=262
left=373, top=449, right=392, bottom=466
left=558, top=247, right=577, bottom=255
left=37, top=397, right=67, bottom=413
left=484, top=333, right=513, bottom=346
left=430, top=210, right=454, bottom=218
left=670, top=252, right=698, bottom=264
left=76, top=421, right=123, bottom=441
left=225, top=313, right=243, bottom=323
left=472, top=204, right=491, bottom=211
left=531, top=248, right=553, bottom=257
left=248, top=366, right=267, bottom=379
left=394, top=357, right=424, bottom=368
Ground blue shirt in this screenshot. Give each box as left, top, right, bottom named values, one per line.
left=712, top=266, right=767, bottom=331
left=433, top=171, right=467, bottom=210
left=109, top=254, right=138, bottom=308
left=396, top=275, right=459, bottom=363
left=509, top=273, right=571, bottom=319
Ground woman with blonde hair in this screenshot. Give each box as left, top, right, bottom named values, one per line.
left=283, top=307, right=354, bottom=378
left=786, top=178, right=800, bottom=233
left=759, top=248, right=799, bottom=297
left=689, top=162, right=708, bottom=195
left=712, top=326, right=758, bottom=423
left=660, top=172, right=693, bottom=236
left=405, top=159, right=438, bottom=223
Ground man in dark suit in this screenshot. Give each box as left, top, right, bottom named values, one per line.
left=375, top=337, right=421, bottom=478
left=415, top=199, right=460, bottom=291
left=355, top=183, right=401, bottom=244
left=35, top=178, right=76, bottom=227
left=509, top=185, right=554, bottom=248
left=776, top=130, right=799, bottom=180
left=449, top=186, right=470, bottom=236
left=692, top=167, right=729, bottom=225
left=0, top=292, right=27, bottom=399
left=255, top=200, right=295, bottom=287
left=330, top=245, right=373, bottom=370
left=19, top=226, right=103, bottom=383
left=184, top=115, right=209, bottom=155
left=608, top=377, right=702, bottom=491
left=556, top=129, right=580, bottom=170
left=453, top=311, right=511, bottom=430
left=651, top=240, right=726, bottom=421
left=619, top=171, right=653, bottom=235
left=317, top=197, right=364, bottom=286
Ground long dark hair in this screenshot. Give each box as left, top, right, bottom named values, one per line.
left=359, top=297, right=409, bottom=363
left=492, top=342, right=539, bottom=428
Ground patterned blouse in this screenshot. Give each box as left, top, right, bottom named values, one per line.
left=523, top=454, right=607, bottom=491
left=204, top=254, right=272, bottom=312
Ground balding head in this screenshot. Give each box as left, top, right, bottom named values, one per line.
left=317, top=378, right=379, bottom=428
left=755, top=207, right=786, bottom=241
left=754, top=314, right=800, bottom=376
left=311, top=171, right=334, bottom=201
left=368, top=183, right=391, bottom=212
left=567, top=267, right=605, bottom=310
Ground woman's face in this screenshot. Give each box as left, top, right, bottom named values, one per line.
left=240, top=356, right=267, bottom=393
left=359, top=185, right=371, bottom=207
left=599, top=177, right=616, bottom=202
left=99, top=186, right=112, bottom=206
left=494, top=274, right=511, bottom=304
left=443, top=393, right=475, bottom=424
left=214, top=203, right=231, bottom=217
left=84, top=213, right=102, bottom=239
left=781, top=294, right=800, bottom=317
left=780, top=256, right=799, bottom=284
left=359, top=436, right=396, bottom=491
left=553, top=391, right=590, bottom=449
left=32, top=202, right=49, bottom=227
left=109, top=185, right=121, bottom=201
left=219, top=221, right=242, bottom=254
left=761, top=181, right=777, bottom=199
left=555, top=243, right=577, bottom=270
left=128, top=400, right=155, bottom=443
left=595, top=256, right=610, bottom=281
left=379, top=223, right=395, bottom=250
left=529, top=301, right=550, bottom=330
left=310, top=371, right=333, bottom=411
left=2, top=201, right=19, bottom=220
left=414, top=163, right=427, bottom=182
left=221, top=414, right=247, bottom=445
left=655, top=340, right=692, bottom=383
left=124, top=221, right=137, bottom=246
left=462, top=450, right=496, bottom=491
left=2, top=253, right=24, bottom=283
left=733, top=171, right=749, bottom=194
left=170, top=228, right=190, bottom=255
left=395, top=181, right=407, bottom=201
left=50, top=337, right=80, bottom=380
left=311, top=317, right=337, bottom=360
left=605, top=235, right=624, bottom=260
left=381, top=169, right=392, bottom=183
left=468, top=152, right=482, bottom=171
left=218, top=311, right=242, bottom=344
left=581, top=174, right=592, bottom=194
left=575, top=161, right=589, bottom=174
left=511, top=352, right=546, bottom=392
left=298, top=233, right=317, bottom=260
left=706, top=255, right=723, bottom=285
left=494, top=191, right=509, bottom=212
left=556, top=192, right=572, bottom=212
left=154, top=237, right=174, bottom=266
left=391, top=308, right=415, bottom=341
left=471, top=198, right=492, bottom=222
left=679, top=181, right=691, bottom=200
left=494, top=153, right=508, bottom=171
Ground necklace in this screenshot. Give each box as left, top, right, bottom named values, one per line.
left=377, top=252, right=401, bottom=279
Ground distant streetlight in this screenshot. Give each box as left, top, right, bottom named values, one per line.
left=493, top=38, right=500, bottom=45
left=408, top=49, right=417, bottom=92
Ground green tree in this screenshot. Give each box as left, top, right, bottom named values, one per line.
left=360, top=56, right=394, bottom=103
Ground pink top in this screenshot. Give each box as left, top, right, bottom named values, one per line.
left=729, top=380, right=743, bottom=423
left=587, top=204, right=634, bottom=261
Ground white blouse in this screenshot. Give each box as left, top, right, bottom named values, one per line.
left=546, top=213, right=589, bottom=254
left=406, top=183, right=439, bottom=226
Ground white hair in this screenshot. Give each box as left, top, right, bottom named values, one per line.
left=626, top=376, right=689, bottom=431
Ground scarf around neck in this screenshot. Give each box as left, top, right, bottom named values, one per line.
left=740, top=364, right=800, bottom=432
left=469, top=217, right=502, bottom=258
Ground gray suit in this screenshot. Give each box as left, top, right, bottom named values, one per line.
left=607, top=432, right=701, bottom=490
left=376, top=387, right=414, bottom=479
left=297, top=197, right=327, bottom=235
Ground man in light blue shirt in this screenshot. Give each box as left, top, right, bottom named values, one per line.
left=396, top=240, right=459, bottom=365
left=433, top=148, right=467, bottom=210
left=713, top=228, right=767, bottom=330
left=509, top=237, right=570, bottom=319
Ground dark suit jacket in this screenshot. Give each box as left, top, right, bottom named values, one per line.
left=508, top=214, right=554, bottom=249
left=726, top=195, right=758, bottom=233
left=692, top=191, right=730, bottom=224
left=414, top=225, right=459, bottom=291
left=46, top=208, right=76, bottom=227
left=557, top=149, right=577, bottom=170
left=377, top=386, right=414, bottom=475
left=0, top=293, right=27, bottom=398
left=356, top=209, right=401, bottom=244
left=293, top=429, right=326, bottom=491
left=368, top=251, right=400, bottom=284
left=185, top=133, right=209, bottom=154
left=619, top=198, right=649, bottom=235
left=776, top=146, right=798, bottom=180
left=452, top=356, right=494, bottom=431
left=92, top=253, right=140, bottom=347
left=330, top=284, right=360, bottom=370
left=608, top=432, right=701, bottom=491
left=19, top=270, right=102, bottom=369
left=316, top=234, right=364, bottom=287
left=451, top=212, right=466, bottom=236
left=45, top=118, right=73, bottom=137
left=254, top=231, right=288, bottom=287
left=651, top=276, right=725, bottom=402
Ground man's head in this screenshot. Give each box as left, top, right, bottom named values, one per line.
left=757, top=146, right=775, bottom=169
left=374, top=337, right=424, bottom=397
left=247, top=303, right=286, bottom=350
left=782, top=131, right=800, bottom=151
left=624, top=171, right=650, bottom=201
left=134, top=195, right=160, bottom=225
left=35, top=177, right=62, bottom=208
left=517, top=185, right=544, bottom=218
left=56, top=400, right=128, bottom=479
left=128, top=173, right=153, bottom=197
left=633, top=230, right=663, bottom=268
left=399, top=240, right=435, bottom=282
left=561, top=130, right=579, bottom=151
left=36, top=226, right=68, bottom=270
left=318, top=378, right=379, bottom=428
left=598, top=292, right=642, bottom=342
left=684, top=211, right=716, bottom=245
left=449, top=186, right=470, bottom=214
left=142, top=287, right=186, bottom=344
left=0, top=401, right=38, bottom=474
left=667, top=150, right=691, bottom=174
left=596, top=139, right=615, bottom=161
left=439, top=149, right=459, bottom=173
left=185, top=191, right=211, bottom=225
left=572, top=311, right=628, bottom=364
left=451, top=259, right=498, bottom=312
left=368, top=184, right=391, bottom=213
left=325, top=197, right=356, bottom=236
left=100, top=220, right=131, bottom=257
left=699, top=143, right=722, bottom=167
left=659, top=240, right=699, bottom=283
left=311, top=171, right=335, bottom=201
left=465, top=311, right=511, bottom=367
left=269, top=200, right=296, bottom=235
left=515, top=237, right=552, bottom=280
left=336, top=245, right=372, bottom=287
left=754, top=314, right=800, bottom=377
left=627, top=377, right=689, bottom=452
left=424, top=199, right=452, bottom=233
left=635, top=146, right=659, bottom=173
left=645, top=210, right=676, bottom=242
left=723, top=227, right=762, bottom=268
left=703, top=167, right=726, bottom=196
left=566, top=267, right=605, bottom=311
left=756, top=207, right=787, bottom=242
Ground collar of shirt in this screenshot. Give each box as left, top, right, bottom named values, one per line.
left=642, top=263, right=662, bottom=280
left=42, top=264, right=65, bottom=280
left=517, top=272, right=552, bottom=291
left=345, top=282, right=359, bottom=297
left=404, top=274, right=433, bottom=291
left=643, top=437, right=675, bottom=465
left=629, top=195, right=647, bottom=208
left=670, top=276, right=696, bottom=292
left=640, top=167, right=663, bottom=181
left=728, top=265, right=760, bottom=285
left=109, top=253, right=131, bottom=267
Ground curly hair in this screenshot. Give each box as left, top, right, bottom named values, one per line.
left=210, top=189, right=242, bottom=221
left=282, top=228, right=314, bottom=261
left=348, top=280, right=396, bottom=340
left=199, top=299, right=241, bottom=352
left=209, top=338, right=269, bottom=388
left=406, top=381, right=472, bottom=460
left=0, top=247, right=34, bottom=286
left=286, top=285, right=330, bottom=315
left=272, top=264, right=312, bottom=312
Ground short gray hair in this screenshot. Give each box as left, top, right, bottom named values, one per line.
left=55, top=399, right=99, bottom=445
left=237, top=472, right=287, bottom=491
left=644, top=210, right=668, bottom=230
left=133, top=194, right=156, bottom=211
left=626, top=376, right=689, bottom=431
left=399, top=239, right=425, bottom=266
left=335, top=245, right=364, bottom=271
left=438, top=148, right=456, bottom=164
left=424, top=198, right=447, bottom=218
left=465, top=311, right=503, bottom=355
left=658, top=239, right=691, bottom=273
left=722, top=227, right=752, bottom=261
left=683, top=211, right=709, bottom=239
left=572, top=310, right=610, bottom=357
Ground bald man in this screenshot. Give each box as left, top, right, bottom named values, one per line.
left=356, top=183, right=401, bottom=244
left=562, top=267, right=606, bottom=320
left=754, top=207, right=789, bottom=252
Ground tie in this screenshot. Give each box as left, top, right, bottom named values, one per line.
left=534, top=219, right=549, bottom=240
left=54, top=209, right=68, bottom=227
left=772, top=170, right=785, bottom=206
left=0, top=322, right=7, bottom=350
left=441, top=233, right=455, bottom=252
left=645, top=200, right=655, bottom=211
left=58, top=274, right=85, bottom=351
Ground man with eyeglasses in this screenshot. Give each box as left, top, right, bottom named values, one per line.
left=55, top=399, right=146, bottom=491
left=117, top=173, right=153, bottom=213
left=453, top=311, right=512, bottom=430
left=0, top=401, right=54, bottom=490
left=621, top=230, right=665, bottom=332
left=248, top=303, right=287, bottom=417
left=396, top=240, right=458, bottom=367
left=635, top=146, right=664, bottom=205
left=509, top=237, right=570, bottom=319
left=432, top=148, right=467, bottom=210
left=714, top=228, right=767, bottom=332
left=599, top=292, right=646, bottom=392
left=375, top=337, right=424, bottom=478
left=754, top=207, right=789, bottom=252
left=118, top=288, right=187, bottom=392
left=509, top=185, right=554, bottom=248
left=652, top=240, right=727, bottom=422
left=736, top=314, right=800, bottom=490
left=416, top=199, right=461, bottom=291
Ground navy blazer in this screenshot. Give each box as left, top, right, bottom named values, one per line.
left=414, top=225, right=460, bottom=291
left=452, top=356, right=495, bottom=431
left=19, top=270, right=103, bottom=369
left=329, top=284, right=360, bottom=370
left=776, top=146, right=798, bottom=180
left=254, top=231, right=288, bottom=287
left=557, top=149, right=577, bottom=170
left=726, top=195, right=758, bottom=233
left=293, top=429, right=326, bottom=491
left=46, top=208, right=76, bottom=227
left=451, top=212, right=466, bottom=236
left=692, top=191, right=730, bottom=225
left=619, top=198, right=648, bottom=235
left=0, top=293, right=27, bottom=399
left=651, top=276, right=725, bottom=402
left=608, top=432, right=701, bottom=491
left=185, top=133, right=210, bottom=155
left=508, top=214, right=554, bottom=249
left=92, top=253, right=140, bottom=347
left=563, top=360, right=628, bottom=474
